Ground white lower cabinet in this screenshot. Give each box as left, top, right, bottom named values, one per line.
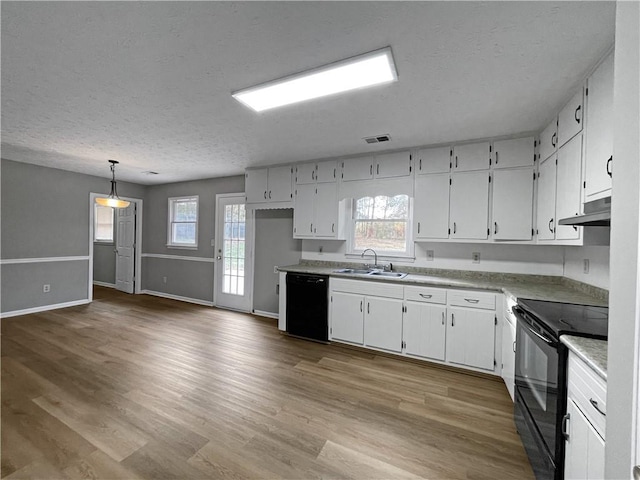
left=403, top=301, right=447, bottom=361
left=501, top=316, right=516, bottom=401
left=330, top=279, right=499, bottom=375
left=564, top=351, right=607, bottom=480
left=446, top=307, right=496, bottom=371
left=364, top=296, right=403, bottom=353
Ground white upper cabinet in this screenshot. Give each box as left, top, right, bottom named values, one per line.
left=295, top=160, right=337, bottom=185
left=314, top=182, right=339, bottom=237
left=293, top=183, right=315, bottom=237
left=539, top=118, right=558, bottom=162
left=316, top=160, right=338, bottom=183
left=341, top=156, right=374, bottom=182
left=493, top=137, right=535, bottom=169
left=245, top=168, right=269, bottom=203
left=452, top=142, right=491, bottom=172
left=450, top=171, right=490, bottom=239
left=558, top=89, right=584, bottom=148
left=295, top=163, right=317, bottom=185
left=584, top=51, right=614, bottom=201
left=417, top=146, right=451, bottom=174
left=375, top=151, right=412, bottom=178
left=555, top=134, right=583, bottom=241
left=536, top=155, right=557, bottom=241
left=414, top=173, right=450, bottom=240
left=492, top=168, right=534, bottom=241
left=265, top=165, right=293, bottom=203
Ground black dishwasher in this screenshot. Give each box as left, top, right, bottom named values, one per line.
left=286, top=273, right=329, bottom=342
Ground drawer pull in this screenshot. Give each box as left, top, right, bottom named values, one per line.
left=589, top=398, right=606, bottom=416
left=419, top=294, right=433, bottom=299
left=562, top=412, right=570, bottom=440
left=464, top=298, right=480, bottom=304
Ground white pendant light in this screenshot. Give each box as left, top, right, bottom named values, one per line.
left=95, top=160, right=130, bottom=208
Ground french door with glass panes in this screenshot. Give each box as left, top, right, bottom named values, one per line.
left=214, top=194, right=253, bottom=311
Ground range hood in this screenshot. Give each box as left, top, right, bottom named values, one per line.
left=559, top=197, right=611, bottom=227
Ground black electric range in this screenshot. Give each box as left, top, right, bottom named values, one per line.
left=512, top=298, right=608, bottom=480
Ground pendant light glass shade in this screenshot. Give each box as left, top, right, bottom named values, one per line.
left=96, top=160, right=130, bottom=208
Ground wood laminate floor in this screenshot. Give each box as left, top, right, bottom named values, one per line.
left=2, top=287, right=534, bottom=479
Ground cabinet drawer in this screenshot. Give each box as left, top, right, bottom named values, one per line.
left=404, top=286, right=447, bottom=304
left=568, top=352, right=607, bottom=439
left=448, top=290, right=496, bottom=310
left=330, top=278, right=403, bottom=299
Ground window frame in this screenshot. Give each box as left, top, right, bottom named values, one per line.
left=167, top=195, right=199, bottom=249
left=347, top=194, right=415, bottom=259
left=93, top=204, right=115, bottom=244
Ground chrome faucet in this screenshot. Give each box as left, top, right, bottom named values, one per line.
left=361, top=248, right=378, bottom=269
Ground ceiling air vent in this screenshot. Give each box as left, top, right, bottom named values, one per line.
left=364, top=134, right=391, bottom=144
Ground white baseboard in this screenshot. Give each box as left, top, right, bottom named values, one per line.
left=1, top=299, right=90, bottom=319
left=253, top=310, right=279, bottom=319
left=141, top=290, right=214, bottom=307
left=93, top=281, right=117, bottom=289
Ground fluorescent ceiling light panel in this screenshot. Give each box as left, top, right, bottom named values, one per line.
left=232, top=47, right=398, bottom=112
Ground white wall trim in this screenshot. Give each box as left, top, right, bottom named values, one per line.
left=0, top=256, right=90, bottom=265
left=93, top=281, right=117, bottom=289
left=253, top=310, right=279, bottom=319
left=1, top=299, right=90, bottom=319
left=141, top=253, right=214, bottom=263
left=141, top=289, right=214, bottom=307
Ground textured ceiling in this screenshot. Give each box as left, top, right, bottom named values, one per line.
left=1, top=2, right=615, bottom=185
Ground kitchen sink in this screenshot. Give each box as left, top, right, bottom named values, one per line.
left=368, top=271, right=407, bottom=278
left=333, top=268, right=373, bottom=274
left=333, top=268, right=407, bottom=279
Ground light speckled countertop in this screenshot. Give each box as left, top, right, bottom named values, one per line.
left=561, top=335, right=608, bottom=380
left=278, top=261, right=608, bottom=306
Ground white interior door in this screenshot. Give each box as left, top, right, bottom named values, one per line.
left=115, top=204, right=136, bottom=294
left=215, top=194, right=253, bottom=311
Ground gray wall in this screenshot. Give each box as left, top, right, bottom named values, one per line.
left=141, top=175, right=244, bottom=301
left=93, top=243, right=116, bottom=284
left=253, top=209, right=301, bottom=314
left=1, top=159, right=146, bottom=313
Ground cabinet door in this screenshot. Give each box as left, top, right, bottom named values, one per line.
left=491, top=168, right=534, bottom=241
left=452, top=142, right=491, bottom=172
left=539, top=118, right=558, bottom=162
left=295, top=164, right=316, bottom=185
left=556, top=134, right=583, bottom=241
left=293, top=183, right=315, bottom=238
left=450, top=171, right=490, bottom=239
left=558, top=89, right=584, bottom=148
left=330, top=292, right=364, bottom=344
left=267, top=166, right=293, bottom=202
left=314, top=182, right=338, bottom=237
left=415, top=174, right=450, bottom=240
left=316, top=160, right=337, bottom=183
left=245, top=169, right=268, bottom=203
left=447, top=308, right=495, bottom=371
left=417, top=146, right=451, bottom=174
left=375, top=151, right=411, bottom=178
left=564, top=399, right=589, bottom=480
left=341, top=156, right=374, bottom=182
left=586, top=426, right=605, bottom=479
left=501, top=317, right=516, bottom=401
left=584, top=51, right=614, bottom=201
left=403, top=302, right=446, bottom=361
left=493, top=137, right=535, bottom=169
left=536, top=155, right=557, bottom=241
left=364, top=297, right=403, bottom=353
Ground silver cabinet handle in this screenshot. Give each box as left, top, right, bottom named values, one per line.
left=417, top=222, right=421, bottom=234
left=552, top=132, right=557, bottom=148
left=513, top=341, right=516, bottom=353
left=575, top=105, right=581, bottom=124
left=367, top=302, right=370, bottom=314
left=441, top=311, right=445, bottom=325
left=451, top=313, right=455, bottom=326
left=331, top=223, right=335, bottom=233
left=268, top=190, right=272, bottom=199
left=419, top=294, right=432, bottom=299
left=464, top=298, right=480, bottom=304
left=264, top=191, right=267, bottom=199
left=453, top=222, right=457, bottom=234
left=589, top=398, right=606, bottom=416
left=370, top=164, right=373, bottom=175
left=360, top=300, right=363, bottom=312
left=312, top=170, right=315, bottom=180
left=562, top=413, right=570, bottom=440
left=495, top=151, right=499, bottom=164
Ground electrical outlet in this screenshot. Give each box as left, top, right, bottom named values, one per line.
left=583, top=259, right=590, bottom=274
left=273, top=266, right=279, bottom=274
left=163, top=276, right=167, bottom=284
left=472, top=252, right=481, bottom=264
left=426, top=250, right=434, bottom=261
left=43, top=284, right=51, bottom=293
